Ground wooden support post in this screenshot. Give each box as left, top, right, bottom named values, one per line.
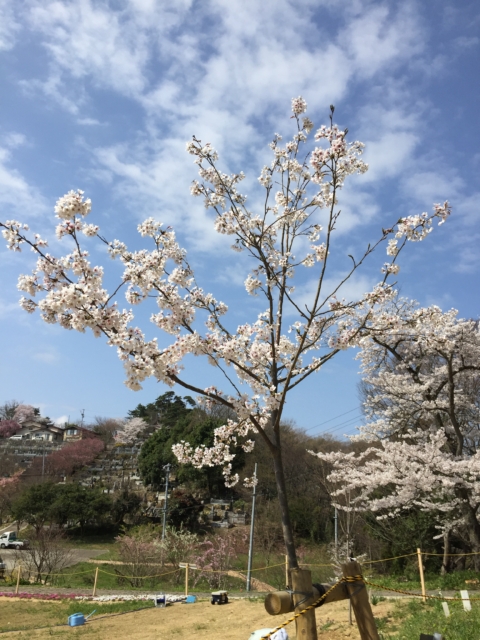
left=285, top=555, right=289, bottom=588
left=15, top=566, right=21, bottom=595
left=290, top=568, right=317, bottom=640
left=417, top=548, right=426, bottom=602
left=92, top=567, right=99, bottom=597
left=185, top=563, right=189, bottom=597
left=342, top=560, right=380, bottom=640
left=265, top=582, right=348, bottom=615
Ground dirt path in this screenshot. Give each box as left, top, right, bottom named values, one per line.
left=0, top=596, right=396, bottom=639
left=227, top=570, right=276, bottom=592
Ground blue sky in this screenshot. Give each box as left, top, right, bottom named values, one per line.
left=0, top=0, right=478, bottom=436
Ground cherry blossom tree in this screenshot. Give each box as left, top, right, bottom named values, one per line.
left=31, top=437, right=105, bottom=478
left=0, top=420, right=21, bottom=438
left=0, top=99, right=450, bottom=569
left=13, top=404, right=37, bottom=424
left=115, top=417, right=148, bottom=445
left=312, top=300, right=480, bottom=567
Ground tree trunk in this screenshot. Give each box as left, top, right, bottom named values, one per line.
left=457, top=489, right=480, bottom=571
left=272, top=445, right=298, bottom=570
left=441, top=529, right=450, bottom=575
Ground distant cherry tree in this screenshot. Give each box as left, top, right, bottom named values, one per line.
left=312, top=300, right=480, bottom=565
left=115, top=417, right=149, bottom=445
left=13, top=404, right=38, bottom=424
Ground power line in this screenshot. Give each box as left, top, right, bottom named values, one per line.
left=318, top=415, right=363, bottom=436
left=303, top=407, right=360, bottom=433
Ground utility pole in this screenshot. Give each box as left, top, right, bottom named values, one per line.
left=162, top=464, right=171, bottom=540
left=334, top=506, right=338, bottom=558
left=80, top=409, right=85, bottom=427
left=246, top=463, right=258, bottom=592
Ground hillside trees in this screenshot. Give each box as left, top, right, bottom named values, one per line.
left=0, top=474, right=21, bottom=525
left=313, top=300, right=480, bottom=567
left=129, top=391, right=195, bottom=426
left=92, top=416, right=124, bottom=444
left=0, top=98, right=451, bottom=569
left=12, top=483, right=114, bottom=531
left=138, top=411, right=245, bottom=495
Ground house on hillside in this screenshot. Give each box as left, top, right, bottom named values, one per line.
left=13, top=419, right=64, bottom=442
left=62, top=425, right=91, bottom=441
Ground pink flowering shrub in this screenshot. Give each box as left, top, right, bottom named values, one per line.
left=0, top=420, right=21, bottom=438
left=193, top=530, right=247, bottom=590
left=30, top=437, right=104, bottom=478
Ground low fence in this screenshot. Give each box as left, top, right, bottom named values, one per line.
left=4, top=547, right=480, bottom=597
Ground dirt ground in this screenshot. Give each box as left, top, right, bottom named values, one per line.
left=0, top=596, right=396, bottom=639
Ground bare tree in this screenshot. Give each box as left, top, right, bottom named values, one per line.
left=15, top=528, right=74, bottom=584
left=0, top=400, right=20, bottom=421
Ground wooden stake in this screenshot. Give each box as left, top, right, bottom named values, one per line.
left=342, top=560, right=380, bottom=640
left=285, top=555, right=289, bottom=587
left=460, top=590, right=471, bottom=612
left=15, top=566, right=21, bottom=595
left=185, top=563, right=189, bottom=597
left=417, top=548, right=426, bottom=602
left=92, top=566, right=99, bottom=597
left=290, top=568, right=317, bottom=640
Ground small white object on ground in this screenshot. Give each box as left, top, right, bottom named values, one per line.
left=460, top=590, right=471, bottom=612
left=248, top=628, right=288, bottom=640
left=441, top=602, right=450, bottom=617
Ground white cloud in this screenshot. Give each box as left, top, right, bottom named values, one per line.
left=77, top=117, right=103, bottom=126
left=0, top=0, right=19, bottom=50
left=0, top=145, right=48, bottom=218
left=340, top=4, right=424, bottom=78
left=33, top=348, right=60, bottom=364
left=54, top=414, right=68, bottom=426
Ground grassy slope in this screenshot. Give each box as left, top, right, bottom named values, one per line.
left=385, top=599, right=480, bottom=640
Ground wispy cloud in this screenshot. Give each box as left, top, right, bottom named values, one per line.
left=0, top=0, right=19, bottom=51
left=33, top=348, right=60, bottom=364
left=0, top=145, right=48, bottom=218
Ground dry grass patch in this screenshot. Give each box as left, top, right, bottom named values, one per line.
left=0, top=596, right=397, bottom=639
